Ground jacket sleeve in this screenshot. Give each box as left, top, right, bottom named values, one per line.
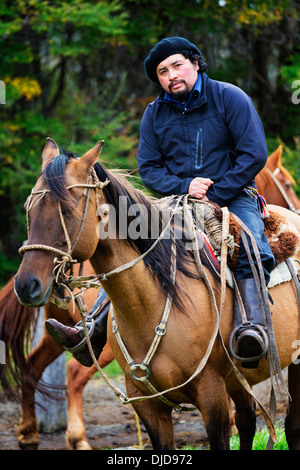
left=206, top=85, right=268, bottom=207
left=137, top=105, right=193, bottom=196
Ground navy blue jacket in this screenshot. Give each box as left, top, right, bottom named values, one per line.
left=137, top=73, right=268, bottom=207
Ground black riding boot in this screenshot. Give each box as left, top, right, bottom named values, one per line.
left=229, top=278, right=269, bottom=369
left=45, top=287, right=110, bottom=367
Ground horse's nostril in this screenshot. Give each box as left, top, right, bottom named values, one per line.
left=14, top=274, right=43, bottom=304
left=28, top=276, right=43, bottom=298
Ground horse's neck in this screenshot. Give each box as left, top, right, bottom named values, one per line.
left=256, top=172, right=284, bottom=207
left=90, top=239, right=165, bottom=326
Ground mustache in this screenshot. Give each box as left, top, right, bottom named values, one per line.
left=168, top=80, right=186, bottom=92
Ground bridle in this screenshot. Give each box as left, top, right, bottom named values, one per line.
left=19, top=167, right=110, bottom=284
left=18, top=165, right=181, bottom=296
left=266, top=167, right=300, bottom=214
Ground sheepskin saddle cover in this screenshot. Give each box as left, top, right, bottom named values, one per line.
left=191, top=202, right=300, bottom=270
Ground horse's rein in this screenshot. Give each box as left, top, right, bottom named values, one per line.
left=266, top=167, right=300, bottom=214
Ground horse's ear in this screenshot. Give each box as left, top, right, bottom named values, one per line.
left=79, top=141, right=105, bottom=173
left=42, top=137, right=60, bottom=168
left=267, top=145, right=283, bottom=171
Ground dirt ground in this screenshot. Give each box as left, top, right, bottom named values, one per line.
left=0, top=370, right=289, bottom=451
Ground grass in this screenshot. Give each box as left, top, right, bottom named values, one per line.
left=182, top=420, right=288, bottom=450
left=229, top=420, right=288, bottom=450
left=65, top=353, right=124, bottom=378
left=102, top=359, right=124, bottom=378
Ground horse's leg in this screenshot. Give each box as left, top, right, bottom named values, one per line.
left=125, top=377, right=174, bottom=450
left=17, top=335, right=64, bottom=450
left=66, top=343, right=114, bottom=450
left=285, top=362, right=300, bottom=449
left=227, top=394, right=238, bottom=435
left=195, top=373, right=231, bottom=450
left=229, top=388, right=256, bottom=450
left=66, top=361, right=97, bottom=450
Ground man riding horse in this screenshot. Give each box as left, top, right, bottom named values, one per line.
left=46, top=37, right=275, bottom=369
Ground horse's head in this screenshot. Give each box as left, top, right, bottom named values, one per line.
left=14, top=138, right=104, bottom=307
left=256, top=145, right=300, bottom=213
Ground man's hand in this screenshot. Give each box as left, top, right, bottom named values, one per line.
left=188, top=177, right=213, bottom=200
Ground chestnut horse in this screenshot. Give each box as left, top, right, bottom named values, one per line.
left=255, top=145, right=300, bottom=213
left=0, top=263, right=114, bottom=450
left=13, top=138, right=300, bottom=450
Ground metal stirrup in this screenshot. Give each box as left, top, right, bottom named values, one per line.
left=228, top=323, right=269, bottom=363
left=64, top=319, right=96, bottom=354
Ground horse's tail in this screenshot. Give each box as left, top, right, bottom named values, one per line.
left=0, top=277, right=39, bottom=401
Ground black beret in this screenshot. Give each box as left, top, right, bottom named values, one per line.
left=144, top=37, right=202, bottom=83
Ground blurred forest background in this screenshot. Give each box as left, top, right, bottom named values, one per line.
left=0, top=0, right=299, bottom=284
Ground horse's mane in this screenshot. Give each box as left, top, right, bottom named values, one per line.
left=0, top=277, right=39, bottom=401
left=43, top=151, right=217, bottom=309
left=43, top=149, right=77, bottom=211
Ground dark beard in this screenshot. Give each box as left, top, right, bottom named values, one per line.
left=169, top=89, right=190, bottom=102
left=168, top=81, right=191, bottom=102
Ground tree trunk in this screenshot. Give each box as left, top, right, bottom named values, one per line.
left=34, top=309, right=68, bottom=433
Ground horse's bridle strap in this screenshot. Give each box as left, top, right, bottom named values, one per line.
left=266, top=167, right=300, bottom=214
left=19, top=173, right=110, bottom=282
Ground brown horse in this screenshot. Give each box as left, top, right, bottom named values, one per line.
left=2, top=144, right=299, bottom=450
left=0, top=263, right=114, bottom=450
left=13, top=138, right=300, bottom=450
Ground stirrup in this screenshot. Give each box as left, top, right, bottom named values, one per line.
left=64, top=319, right=95, bottom=354
left=228, top=323, right=269, bottom=364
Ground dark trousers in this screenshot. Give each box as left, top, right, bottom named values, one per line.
left=227, top=193, right=275, bottom=285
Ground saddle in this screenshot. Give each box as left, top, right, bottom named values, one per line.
left=189, top=199, right=300, bottom=276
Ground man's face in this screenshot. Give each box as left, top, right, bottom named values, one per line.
left=156, top=53, right=199, bottom=100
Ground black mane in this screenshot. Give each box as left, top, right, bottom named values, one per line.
left=94, top=162, right=215, bottom=309
left=43, top=150, right=77, bottom=211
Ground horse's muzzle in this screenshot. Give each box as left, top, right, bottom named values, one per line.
left=14, top=274, right=52, bottom=307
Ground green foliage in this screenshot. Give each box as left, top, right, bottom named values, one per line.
left=0, top=0, right=299, bottom=283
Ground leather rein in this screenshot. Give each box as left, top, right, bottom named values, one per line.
left=266, top=167, right=300, bottom=214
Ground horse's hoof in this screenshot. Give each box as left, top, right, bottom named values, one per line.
left=66, top=436, right=92, bottom=450
left=18, top=441, right=39, bottom=450
left=75, top=441, right=93, bottom=450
